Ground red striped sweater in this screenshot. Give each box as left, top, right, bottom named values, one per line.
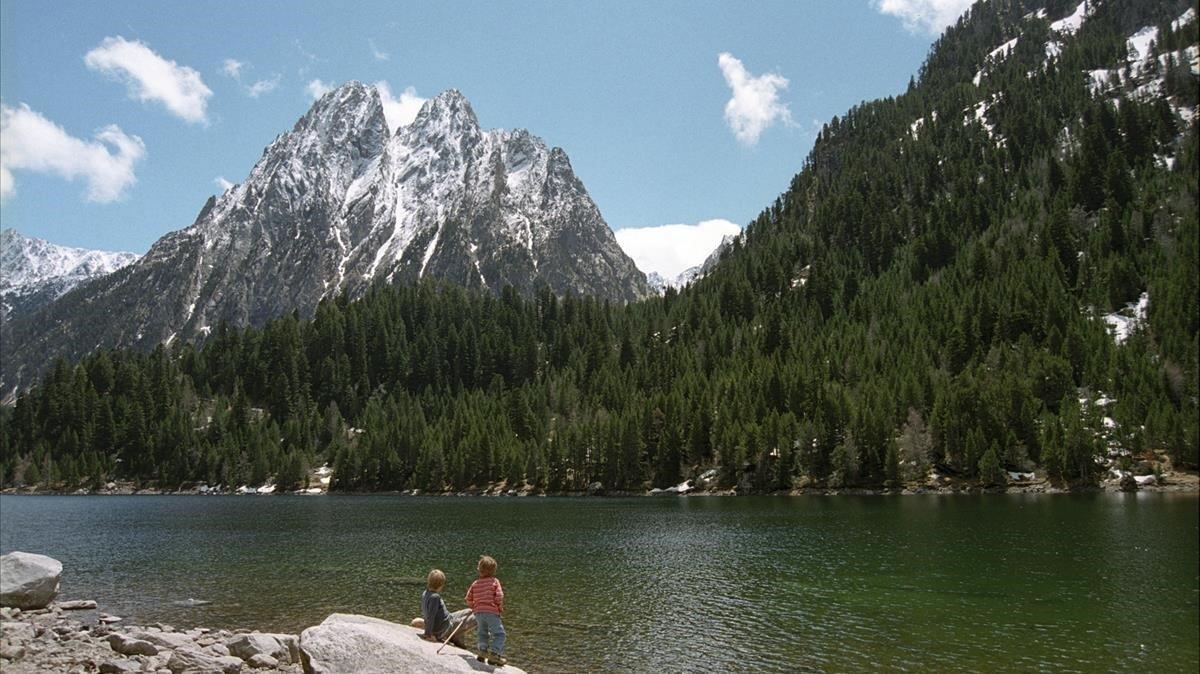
left=465, top=576, right=504, bottom=615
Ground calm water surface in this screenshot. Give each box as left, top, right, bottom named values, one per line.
left=1, top=494, right=1197, bottom=672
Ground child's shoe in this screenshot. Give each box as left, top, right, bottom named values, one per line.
left=476, top=650, right=488, bottom=662
left=487, top=652, right=507, bottom=667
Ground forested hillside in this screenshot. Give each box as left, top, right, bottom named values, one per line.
left=2, top=0, right=1196, bottom=493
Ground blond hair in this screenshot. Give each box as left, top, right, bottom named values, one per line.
left=427, top=569, right=446, bottom=591
left=477, top=555, right=498, bottom=577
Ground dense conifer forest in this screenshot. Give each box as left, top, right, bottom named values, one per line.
left=2, top=0, right=1196, bottom=492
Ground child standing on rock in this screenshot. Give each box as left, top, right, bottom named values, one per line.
left=465, top=555, right=507, bottom=666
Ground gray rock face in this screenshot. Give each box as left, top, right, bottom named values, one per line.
left=2, top=82, right=649, bottom=393
left=0, top=552, right=62, bottom=610
left=299, top=613, right=527, bottom=674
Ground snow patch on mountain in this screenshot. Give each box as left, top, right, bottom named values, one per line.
left=1050, top=0, right=1092, bottom=35
left=1101, top=292, right=1149, bottom=345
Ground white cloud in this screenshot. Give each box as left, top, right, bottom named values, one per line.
left=874, top=0, right=974, bottom=35
left=0, top=103, right=145, bottom=203
left=221, top=58, right=245, bottom=79
left=84, top=36, right=213, bottom=124
left=246, top=75, right=281, bottom=98
left=369, top=39, right=390, bottom=62
left=305, top=79, right=333, bottom=100
left=718, top=52, right=793, bottom=146
left=375, top=81, right=426, bottom=132
left=214, top=176, right=234, bottom=191
left=615, top=219, right=742, bottom=279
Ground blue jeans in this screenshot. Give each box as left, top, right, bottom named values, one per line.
left=475, top=611, right=506, bottom=654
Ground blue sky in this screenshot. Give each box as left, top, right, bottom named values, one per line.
left=1, top=0, right=970, bottom=274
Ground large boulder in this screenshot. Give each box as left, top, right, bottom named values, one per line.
left=299, top=613, right=527, bottom=674
left=0, top=552, right=62, bottom=609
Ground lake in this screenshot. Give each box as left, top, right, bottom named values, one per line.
left=1, top=494, right=1197, bottom=672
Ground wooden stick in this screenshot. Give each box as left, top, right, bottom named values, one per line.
left=436, top=612, right=470, bottom=654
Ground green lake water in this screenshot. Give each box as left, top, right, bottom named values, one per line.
left=1, top=494, right=1196, bottom=672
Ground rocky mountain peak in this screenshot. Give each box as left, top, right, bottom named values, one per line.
left=1, top=84, right=649, bottom=393
left=404, top=89, right=481, bottom=147
left=287, top=81, right=389, bottom=166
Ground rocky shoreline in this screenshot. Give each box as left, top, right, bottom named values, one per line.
left=0, top=552, right=525, bottom=674
left=0, top=604, right=302, bottom=674
left=3, top=468, right=1196, bottom=498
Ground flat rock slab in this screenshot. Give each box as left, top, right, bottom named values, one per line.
left=299, top=613, right=525, bottom=674
left=168, top=647, right=244, bottom=674
left=56, top=600, right=98, bottom=611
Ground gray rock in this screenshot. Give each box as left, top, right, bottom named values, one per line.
left=132, top=629, right=195, bottom=650
left=0, top=552, right=62, bottom=610
left=56, top=600, right=98, bottom=611
left=208, top=642, right=230, bottom=656
left=98, top=613, right=123, bottom=624
left=0, top=640, right=26, bottom=660
left=105, top=633, right=159, bottom=656
left=226, top=633, right=298, bottom=665
left=299, top=613, right=528, bottom=674
left=100, top=659, right=142, bottom=674
left=168, top=647, right=243, bottom=674
left=2, top=621, right=37, bottom=642
left=247, top=653, right=278, bottom=669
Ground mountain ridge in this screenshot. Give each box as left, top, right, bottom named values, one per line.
left=0, top=228, right=138, bottom=321
left=1, top=83, right=649, bottom=393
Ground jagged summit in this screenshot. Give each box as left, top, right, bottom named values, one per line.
left=2, top=83, right=649, bottom=392
left=408, top=89, right=480, bottom=136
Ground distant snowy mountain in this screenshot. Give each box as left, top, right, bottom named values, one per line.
left=0, top=229, right=138, bottom=320
left=643, top=234, right=738, bottom=293
left=2, top=83, right=649, bottom=391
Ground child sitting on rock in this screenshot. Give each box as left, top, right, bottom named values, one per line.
left=465, top=555, right=507, bottom=666
left=419, top=569, right=475, bottom=648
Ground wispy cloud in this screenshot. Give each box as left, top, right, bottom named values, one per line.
left=1, top=103, right=145, bottom=203
left=221, top=58, right=245, bottom=79
left=375, top=81, right=426, bottom=131
left=369, top=39, right=390, bottom=62
left=246, top=75, right=281, bottom=98
left=214, top=176, right=234, bottom=191
left=305, top=79, right=333, bottom=100
left=873, top=0, right=974, bottom=35
left=717, top=52, right=793, bottom=146
left=84, top=36, right=212, bottom=124
left=615, top=219, right=741, bottom=279
left=220, top=58, right=280, bottom=98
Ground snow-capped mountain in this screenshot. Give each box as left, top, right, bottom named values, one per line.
left=644, top=234, right=738, bottom=293
left=0, top=228, right=138, bottom=320
left=1, top=83, right=650, bottom=391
